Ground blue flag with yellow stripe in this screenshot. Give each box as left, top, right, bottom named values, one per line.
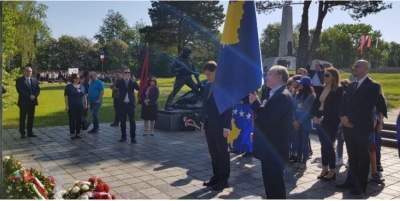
left=214, top=0, right=263, bottom=114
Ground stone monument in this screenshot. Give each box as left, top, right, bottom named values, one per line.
left=278, top=5, right=294, bottom=57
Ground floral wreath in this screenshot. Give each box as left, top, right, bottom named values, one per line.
left=181, top=112, right=202, bottom=131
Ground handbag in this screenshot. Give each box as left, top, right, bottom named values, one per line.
left=81, top=116, right=91, bottom=130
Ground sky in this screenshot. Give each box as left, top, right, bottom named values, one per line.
left=40, top=1, right=400, bottom=43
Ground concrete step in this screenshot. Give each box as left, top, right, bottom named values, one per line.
left=383, top=122, right=397, bottom=131
left=381, top=137, right=398, bottom=148
left=380, top=129, right=397, bottom=139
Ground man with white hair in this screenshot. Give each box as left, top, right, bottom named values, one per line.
left=339, top=60, right=380, bottom=195
left=249, top=65, right=293, bottom=199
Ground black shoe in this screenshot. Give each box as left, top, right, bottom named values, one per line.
left=350, top=188, right=366, bottom=195
left=317, top=171, right=328, bottom=179
left=21, top=135, right=26, bottom=139
left=131, top=138, right=137, bottom=143
left=27, top=134, right=38, bottom=138
left=119, top=138, right=126, bottom=142
left=212, top=181, right=229, bottom=191
left=242, top=152, right=253, bottom=157
left=110, top=123, right=119, bottom=127
left=335, top=182, right=355, bottom=189
left=203, top=177, right=219, bottom=186
left=322, top=173, right=336, bottom=181
left=88, top=129, right=95, bottom=133
left=377, top=165, right=383, bottom=172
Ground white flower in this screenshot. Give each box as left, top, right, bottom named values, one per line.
left=81, top=185, right=89, bottom=191
left=74, top=180, right=80, bottom=184
left=72, top=186, right=80, bottom=193
left=3, top=156, right=10, bottom=161
left=80, top=195, right=89, bottom=200
left=8, top=186, right=12, bottom=190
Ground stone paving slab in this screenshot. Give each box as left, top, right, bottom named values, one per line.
left=2, top=121, right=400, bottom=199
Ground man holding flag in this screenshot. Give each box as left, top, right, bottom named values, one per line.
left=213, top=0, right=292, bottom=198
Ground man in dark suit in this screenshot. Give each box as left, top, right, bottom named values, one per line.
left=249, top=65, right=293, bottom=199
left=339, top=60, right=380, bottom=195
left=201, top=61, right=233, bottom=191
left=16, top=67, right=41, bottom=138
left=115, top=67, right=140, bottom=143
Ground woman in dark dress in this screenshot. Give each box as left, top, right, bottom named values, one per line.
left=64, top=73, right=87, bottom=139
left=312, top=67, right=343, bottom=181
left=139, top=76, right=160, bottom=136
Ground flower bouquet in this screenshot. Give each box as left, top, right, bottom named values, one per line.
left=2, top=155, right=55, bottom=199
left=62, top=178, right=116, bottom=199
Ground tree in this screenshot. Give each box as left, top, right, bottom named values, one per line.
left=259, top=22, right=300, bottom=59
left=260, top=22, right=281, bottom=58
left=102, top=39, right=130, bottom=71
left=387, top=42, right=400, bottom=67
left=140, top=1, right=224, bottom=54
left=2, top=1, right=49, bottom=69
left=257, top=1, right=392, bottom=69
left=94, top=10, right=135, bottom=45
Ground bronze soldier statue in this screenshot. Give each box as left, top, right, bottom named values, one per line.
left=165, top=46, right=200, bottom=111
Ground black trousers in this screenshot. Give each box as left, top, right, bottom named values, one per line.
left=261, top=160, right=286, bottom=199
left=119, top=103, right=136, bottom=139
left=68, top=105, right=83, bottom=134
left=19, top=105, right=36, bottom=136
left=204, top=127, right=230, bottom=182
left=112, top=98, right=120, bottom=124
left=343, top=127, right=370, bottom=190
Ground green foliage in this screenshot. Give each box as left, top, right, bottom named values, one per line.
left=2, top=155, right=55, bottom=199
left=2, top=67, right=22, bottom=108
left=141, top=1, right=224, bottom=56
left=94, top=10, right=135, bottom=45
left=102, top=39, right=130, bottom=71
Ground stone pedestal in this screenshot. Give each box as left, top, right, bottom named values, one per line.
left=155, top=109, right=202, bottom=131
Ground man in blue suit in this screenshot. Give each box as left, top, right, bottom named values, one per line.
left=115, top=67, right=140, bottom=143
left=201, top=61, right=233, bottom=191
left=249, top=65, right=294, bottom=199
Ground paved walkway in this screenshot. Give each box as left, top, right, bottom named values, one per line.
left=2, top=122, right=400, bottom=199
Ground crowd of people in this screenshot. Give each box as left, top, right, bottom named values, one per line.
left=37, top=70, right=118, bottom=84
left=14, top=58, right=387, bottom=199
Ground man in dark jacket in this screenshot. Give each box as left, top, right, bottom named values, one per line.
left=115, top=67, right=140, bottom=143
left=339, top=60, right=380, bottom=195
left=16, top=67, right=40, bottom=138
left=249, top=65, right=293, bottom=199
left=201, top=61, right=233, bottom=191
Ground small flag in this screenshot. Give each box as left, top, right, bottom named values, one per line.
left=376, top=38, right=379, bottom=49
left=100, top=52, right=104, bottom=63
left=360, top=35, right=365, bottom=54
left=367, top=35, right=371, bottom=48
left=214, top=1, right=263, bottom=114
left=138, top=44, right=149, bottom=100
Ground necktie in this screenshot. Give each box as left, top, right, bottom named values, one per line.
left=28, top=78, right=32, bottom=94
left=351, top=81, right=358, bottom=98
left=207, top=83, right=213, bottom=100
left=125, top=79, right=129, bottom=87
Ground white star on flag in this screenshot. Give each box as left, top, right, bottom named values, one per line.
left=233, top=109, right=238, bottom=115
left=246, top=113, right=251, bottom=119
left=239, top=110, right=244, bottom=117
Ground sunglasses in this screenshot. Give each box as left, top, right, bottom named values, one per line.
left=323, top=74, right=331, bottom=78
left=150, top=80, right=156, bottom=82
left=124, top=72, right=130, bottom=74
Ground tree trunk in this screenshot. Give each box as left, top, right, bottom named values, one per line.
left=306, top=1, right=329, bottom=65
left=296, top=1, right=311, bottom=70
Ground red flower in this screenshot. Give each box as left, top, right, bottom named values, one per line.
left=103, top=184, right=110, bottom=193
left=102, top=194, right=111, bottom=200
left=88, top=178, right=96, bottom=183
left=97, top=178, right=103, bottom=183
left=111, top=195, right=116, bottom=200
left=95, top=184, right=104, bottom=192
left=93, top=193, right=102, bottom=199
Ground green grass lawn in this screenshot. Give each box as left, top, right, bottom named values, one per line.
left=2, top=73, right=399, bottom=129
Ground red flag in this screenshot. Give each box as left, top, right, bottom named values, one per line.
left=360, top=35, right=365, bottom=54
left=138, top=44, right=149, bottom=100
left=367, top=35, right=372, bottom=48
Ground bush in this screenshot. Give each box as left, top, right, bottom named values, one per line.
left=2, top=67, right=22, bottom=108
